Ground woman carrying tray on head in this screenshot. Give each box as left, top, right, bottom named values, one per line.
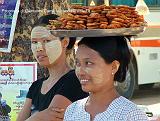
left=16, top=14, right=88, bottom=121
left=64, top=36, right=148, bottom=121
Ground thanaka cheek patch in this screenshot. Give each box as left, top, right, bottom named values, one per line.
left=31, top=44, right=39, bottom=62
left=31, top=42, right=43, bottom=52
left=76, top=67, right=80, bottom=75
left=76, top=67, right=104, bottom=84
left=84, top=67, right=91, bottom=74
left=45, top=40, right=62, bottom=64
left=37, top=42, right=43, bottom=51
left=76, top=67, right=92, bottom=74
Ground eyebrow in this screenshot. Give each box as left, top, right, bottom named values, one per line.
left=75, top=57, right=94, bottom=61
left=32, top=37, right=57, bottom=41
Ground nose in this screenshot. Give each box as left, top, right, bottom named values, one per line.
left=36, top=42, right=44, bottom=51
left=76, top=66, right=86, bottom=78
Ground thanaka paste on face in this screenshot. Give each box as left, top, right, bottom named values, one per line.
left=31, top=26, right=51, bottom=39
left=31, top=42, right=43, bottom=63
left=76, top=66, right=104, bottom=84
left=31, top=26, right=62, bottom=64
left=36, top=42, right=43, bottom=51
left=45, top=40, right=62, bottom=64
left=76, top=45, right=110, bottom=85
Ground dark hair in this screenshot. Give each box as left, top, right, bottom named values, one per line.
left=33, top=14, right=59, bottom=27
left=78, top=36, right=131, bottom=82
left=32, top=14, right=76, bottom=49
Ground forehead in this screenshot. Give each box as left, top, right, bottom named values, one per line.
left=31, top=36, right=59, bottom=41
left=31, top=31, right=59, bottom=41
left=31, top=26, right=54, bottom=39
left=31, top=26, right=49, bottom=34
left=76, top=45, right=100, bottom=60
left=31, top=37, right=48, bottom=41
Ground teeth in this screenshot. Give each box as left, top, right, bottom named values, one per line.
left=81, top=80, right=89, bottom=83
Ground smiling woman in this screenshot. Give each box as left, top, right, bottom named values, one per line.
left=64, top=36, right=148, bottom=121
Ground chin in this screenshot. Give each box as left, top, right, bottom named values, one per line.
left=82, top=87, right=91, bottom=93
left=39, top=62, right=50, bottom=67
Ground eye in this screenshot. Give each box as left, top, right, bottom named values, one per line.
left=44, top=40, right=52, bottom=43
left=31, top=41, right=38, bottom=44
left=85, top=61, right=93, bottom=66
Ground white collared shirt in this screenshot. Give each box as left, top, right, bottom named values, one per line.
left=64, top=96, right=148, bottom=121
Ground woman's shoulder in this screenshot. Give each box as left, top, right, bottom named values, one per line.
left=64, top=70, right=77, bottom=79
left=27, top=77, right=49, bottom=99
left=112, top=96, right=148, bottom=120
left=31, top=76, right=48, bottom=86
left=56, top=70, right=88, bottom=102
left=65, top=97, right=88, bottom=114
left=108, top=96, right=144, bottom=114
left=61, top=70, right=79, bottom=84
left=114, top=96, right=140, bottom=111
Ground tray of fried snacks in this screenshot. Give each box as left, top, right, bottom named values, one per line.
left=49, top=5, right=147, bottom=37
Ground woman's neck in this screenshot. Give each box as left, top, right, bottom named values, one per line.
left=88, top=87, right=119, bottom=107
left=85, top=87, right=119, bottom=120
left=47, top=60, right=70, bottom=82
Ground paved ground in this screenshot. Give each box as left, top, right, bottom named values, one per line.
left=131, top=83, right=160, bottom=117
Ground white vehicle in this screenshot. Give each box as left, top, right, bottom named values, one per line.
left=116, top=10, right=160, bottom=98
left=69, top=0, right=160, bottom=98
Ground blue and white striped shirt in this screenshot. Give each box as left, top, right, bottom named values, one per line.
left=64, top=96, right=148, bottom=121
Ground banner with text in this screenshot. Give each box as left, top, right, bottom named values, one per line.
left=0, top=0, right=20, bottom=52
left=0, top=62, right=37, bottom=121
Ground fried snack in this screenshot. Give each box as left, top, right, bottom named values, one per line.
left=49, top=5, right=146, bottom=30
left=48, top=20, right=63, bottom=29
left=87, top=23, right=100, bottom=27
left=87, top=19, right=94, bottom=23
left=100, top=22, right=108, bottom=24
left=77, top=21, right=85, bottom=24
left=70, top=5, right=86, bottom=9
left=87, top=26, right=99, bottom=29
left=65, top=25, right=73, bottom=30
left=107, top=24, right=121, bottom=29
left=65, top=13, right=75, bottom=21
left=113, top=18, right=125, bottom=23
left=89, top=13, right=101, bottom=19
left=78, top=24, right=87, bottom=29
left=71, top=10, right=89, bottom=15
left=88, top=6, right=102, bottom=11
left=101, top=10, right=108, bottom=14
left=91, top=10, right=102, bottom=13
left=100, top=22, right=108, bottom=29
left=130, top=23, right=140, bottom=27
left=78, top=15, right=89, bottom=18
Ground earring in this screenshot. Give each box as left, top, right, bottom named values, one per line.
left=112, top=72, right=114, bottom=75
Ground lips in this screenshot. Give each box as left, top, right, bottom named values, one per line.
left=37, top=55, right=47, bottom=60
left=80, top=79, right=89, bottom=85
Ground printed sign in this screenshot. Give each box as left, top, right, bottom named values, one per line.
left=0, top=0, right=20, bottom=52
left=0, top=62, right=37, bottom=121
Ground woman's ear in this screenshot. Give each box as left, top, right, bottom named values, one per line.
left=61, top=37, right=69, bottom=48
left=111, top=60, right=120, bottom=75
